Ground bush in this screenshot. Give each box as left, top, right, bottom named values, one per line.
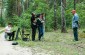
left=79, top=32, right=85, bottom=38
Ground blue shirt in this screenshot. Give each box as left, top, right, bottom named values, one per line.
left=72, top=13, right=79, bottom=28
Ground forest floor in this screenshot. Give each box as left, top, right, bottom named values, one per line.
left=0, top=29, right=85, bottom=55
left=18, top=29, right=85, bottom=55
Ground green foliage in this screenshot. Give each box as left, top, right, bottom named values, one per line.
left=2, top=0, right=85, bottom=31
left=0, top=17, right=5, bottom=26
left=6, top=0, right=16, bottom=18
left=76, top=2, right=85, bottom=28
left=19, top=12, right=31, bottom=28
left=12, top=12, right=31, bottom=29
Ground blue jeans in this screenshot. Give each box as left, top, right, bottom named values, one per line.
left=38, top=26, right=44, bottom=40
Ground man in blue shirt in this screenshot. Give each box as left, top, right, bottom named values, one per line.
left=72, top=10, right=79, bottom=41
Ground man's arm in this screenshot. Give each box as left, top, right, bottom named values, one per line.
left=74, top=14, right=79, bottom=27
left=75, top=21, right=78, bottom=25
left=75, top=21, right=80, bottom=28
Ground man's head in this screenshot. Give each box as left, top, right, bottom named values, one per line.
left=31, top=12, right=35, bottom=16
left=8, top=23, right=12, bottom=27
left=71, top=10, right=76, bottom=15
left=36, top=14, right=40, bottom=18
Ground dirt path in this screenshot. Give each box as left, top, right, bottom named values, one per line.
left=0, top=33, right=32, bottom=55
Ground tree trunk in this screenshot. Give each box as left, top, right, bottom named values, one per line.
left=24, top=0, right=29, bottom=10
left=1, top=0, right=3, bottom=19
left=16, top=0, right=22, bottom=16
left=63, top=0, right=66, bottom=7
left=16, top=0, right=18, bottom=15
left=61, top=0, right=67, bottom=33
left=54, top=0, right=57, bottom=30
left=21, top=0, right=24, bottom=12
left=15, top=0, right=22, bottom=40
left=26, top=0, right=29, bottom=9
left=74, top=0, right=76, bottom=10
left=1, top=0, right=5, bottom=26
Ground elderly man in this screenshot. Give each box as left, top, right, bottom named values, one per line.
left=72, top=10, right=79, bottom=41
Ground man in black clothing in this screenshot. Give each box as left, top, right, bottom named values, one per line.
left=31, top=13, right=37, bottom=41
left=7, top=31, right=15, bottom=41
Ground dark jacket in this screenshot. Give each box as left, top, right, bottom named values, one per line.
left=31, top=16, right=37, bottom=28
left=37, top=18, right=43, bottom=27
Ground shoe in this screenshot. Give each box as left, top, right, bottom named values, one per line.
left=8, top=39, right=12, bottom=41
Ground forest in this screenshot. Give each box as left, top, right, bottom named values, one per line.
left=0, top=0, right=85, bottom=32
left=0, top=0, right=85, bottom=55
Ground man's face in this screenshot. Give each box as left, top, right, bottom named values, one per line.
left=71, top=10, right=76, bottom=15
left=40, top=15, right=43, bottom=18
left=8, top=25, right=12, bottom=27
left=72, top=11, right=75, bottom=15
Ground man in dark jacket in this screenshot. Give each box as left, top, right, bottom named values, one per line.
left=31, top=13, right=37, bottom=41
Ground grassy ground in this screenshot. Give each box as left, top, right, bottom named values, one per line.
left=0, top=27, right=85, bottom=55
left=16, top=29, right=85, bottom=55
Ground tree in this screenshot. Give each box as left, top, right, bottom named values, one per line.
left=74, top=0, right=76, bottom=10
left=24, top=0, right=29, bottom=10
left=53, top=0, right=57, bottom=30
left=61, top=0, right=67, bottom=33
left=6, top=0, right=16, bottom=18
left=16, top=0, right=22, bottom=16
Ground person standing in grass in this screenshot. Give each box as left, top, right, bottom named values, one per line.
left=37, top=14, right=44, bottom=41
left=71, top=10, right=79, bottom=41
left=31, top=13, right=37, bottom=41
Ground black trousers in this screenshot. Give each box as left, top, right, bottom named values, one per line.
left=32, top=26, right=37, bottom=41
left=73, top=27, right=78, bottom=41
left=7, top=31, right=15, bottom=40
